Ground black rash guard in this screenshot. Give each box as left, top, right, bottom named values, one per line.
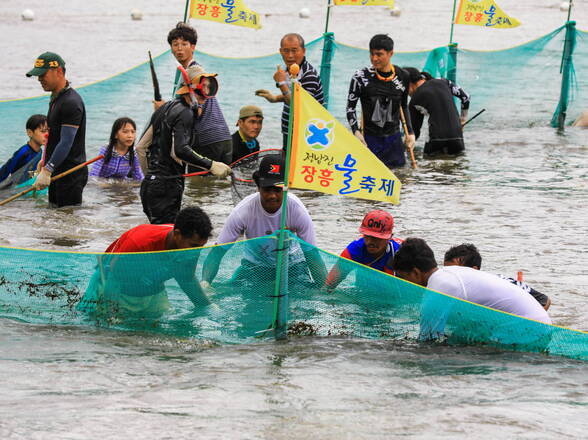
left=409, top=78, right=469, bottom=141
left=346, top=65, right=413, bottom=137
left=145, top=98, right=213, bottom=177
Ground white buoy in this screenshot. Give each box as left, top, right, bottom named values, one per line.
left=559, top=2, right=570, bottom=11
left=389, top=7, right=402, bottom=17
left=21, top=9, right=35, bottom=21
left=299, top=8, right=311, bottom=19
left=130, top=8, right=143, bottom=21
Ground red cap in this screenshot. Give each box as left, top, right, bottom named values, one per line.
left=359, top=210, right=394, bottom=239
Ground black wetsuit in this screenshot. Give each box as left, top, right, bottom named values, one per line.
left=45, top=84, right=87, bottom=207
left=140, top=98, right=213, bottom=224
left=409, top=78, right=470, bottom=156
left=347, top=65, right=413, bottom=167
left=231, top=131, right=260, bottom=163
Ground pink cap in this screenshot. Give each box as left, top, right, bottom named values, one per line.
left=359, top=210, right=394, bottom=239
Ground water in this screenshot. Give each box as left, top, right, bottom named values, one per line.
left=1, top=1, right=588, bottom=438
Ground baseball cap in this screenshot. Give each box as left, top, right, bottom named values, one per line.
left=239, top=105, right=264, bottom=120
left=359, top=210, right=394, bottom=239
left=176, top=65, right=218, bottom=97
left=253, top=154, right=284, bottom=188
left=26, top=52, right=65, bottom=77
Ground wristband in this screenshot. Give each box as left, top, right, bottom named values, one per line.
left=276, top=81, right=287, bottom=88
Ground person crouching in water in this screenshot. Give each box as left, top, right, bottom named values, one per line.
left=324, top=210, right=403, bottom=291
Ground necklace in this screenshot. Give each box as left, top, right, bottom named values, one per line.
left=375, top=64, right=396, bottom=82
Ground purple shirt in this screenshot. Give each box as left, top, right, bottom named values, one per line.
left=89, top=145, right=144, bottom=180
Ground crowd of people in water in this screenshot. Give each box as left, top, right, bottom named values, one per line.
left=1, top=20, right=567, bottom=336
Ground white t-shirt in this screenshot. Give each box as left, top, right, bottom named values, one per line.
left=427, top=266, right=551, bottom=324
left=216, top=192, right=316, bottom=266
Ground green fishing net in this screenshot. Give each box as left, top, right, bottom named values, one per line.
left=0, top=232, right=586, bottom=360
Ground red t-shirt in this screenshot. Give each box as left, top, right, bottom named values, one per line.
left=105, top=224, right=173, bottom=253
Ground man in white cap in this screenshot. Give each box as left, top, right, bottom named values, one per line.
left=136, top=66, right=231, bottom=224
left=231, top=105, right=263, bottom=163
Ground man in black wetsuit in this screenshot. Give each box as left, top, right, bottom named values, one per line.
left=405, top=67, right=470, bottom=156
left=26, top=52, right=88, bottom=207
left=136, top=66, right=231, bottom=224
left=346, top=34, right=415, bottom=168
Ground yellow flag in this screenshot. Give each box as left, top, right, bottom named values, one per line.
left=288, top=83, right=401, bottom=205
left=454, top=0, right=520, bottom=28
left=333, top=0, right=394, bottom=5
left=189, top=0, right=261, bottom=30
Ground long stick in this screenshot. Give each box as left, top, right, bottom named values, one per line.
left=148, top=51, right=162, bottom=102
left=0, top=155, right=104, bottom=207
left=461, top=108, right=486, bottom=128
left=399, top=106, right=417, bottom=169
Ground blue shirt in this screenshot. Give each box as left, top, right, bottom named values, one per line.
left=0, top=144, right=41, bottom=184
left=341, top=237, right=402, bottom=274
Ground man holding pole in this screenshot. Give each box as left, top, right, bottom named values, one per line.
left=346, top=34, right=415, bottom=168
left=26, top=52, right=88, bottom=207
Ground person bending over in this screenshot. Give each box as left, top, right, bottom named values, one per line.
left=201, top=153, right=327, bottom=288
left=443, top=243, right=551, bottom=310
left=79, top=206, right=213, bottom=319
left=325, top=210, right=403, bottom=290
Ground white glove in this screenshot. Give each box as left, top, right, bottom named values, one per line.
left=354, top=130, right=367, bottom=145
left=405, top=134, right=416, bottom=152
left=33, top=168, right=52, bottom=190
left=209, top=161, right=231, bottom=178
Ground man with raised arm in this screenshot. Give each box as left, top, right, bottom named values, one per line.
left=255, top=33, right=324, bottom=150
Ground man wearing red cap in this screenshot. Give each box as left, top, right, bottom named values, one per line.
left=325, top=210, right=403, bottom=290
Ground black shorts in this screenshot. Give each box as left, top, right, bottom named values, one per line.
left=48, top=167, right=88, bottom=208
left=140, top=176, right=184, bottom=224
left=424, top=139, right=465, bottom=156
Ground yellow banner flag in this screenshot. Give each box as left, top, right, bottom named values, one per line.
left=189, top=0, right=261, bottom=30
left=288, top=83, right=401, bottom=205
left=333, top=0, right=394, bottom=5
left=454, top=0, right=520, bottom=28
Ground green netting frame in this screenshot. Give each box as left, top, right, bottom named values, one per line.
left=2, top=25, right=587, bottom=161
left=1, top=232, right=586, bottom=360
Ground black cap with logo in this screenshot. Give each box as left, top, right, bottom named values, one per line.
left=253, top=154, right=285, bottom=188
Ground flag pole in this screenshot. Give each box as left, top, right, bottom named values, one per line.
left=449, top=0, right=458, bottom=45
left=183, top=0, right=191, bottom=22
left=324, top=0, right=332, bottom=34
left=272, top=73, right=297, bottom=340
left=566, top=0, right=574, bottom=22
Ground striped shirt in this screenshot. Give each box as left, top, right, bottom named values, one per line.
left=173, top=61, right=231, bottom=147
left=281, top=58, right=324, bottom=134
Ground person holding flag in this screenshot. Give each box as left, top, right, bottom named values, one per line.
left=346, top=34, right=415, bottom=168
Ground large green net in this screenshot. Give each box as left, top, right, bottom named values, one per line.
left=1, top=232, right=586, bottom=360
left=1, top=25, right=586, bottom=158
